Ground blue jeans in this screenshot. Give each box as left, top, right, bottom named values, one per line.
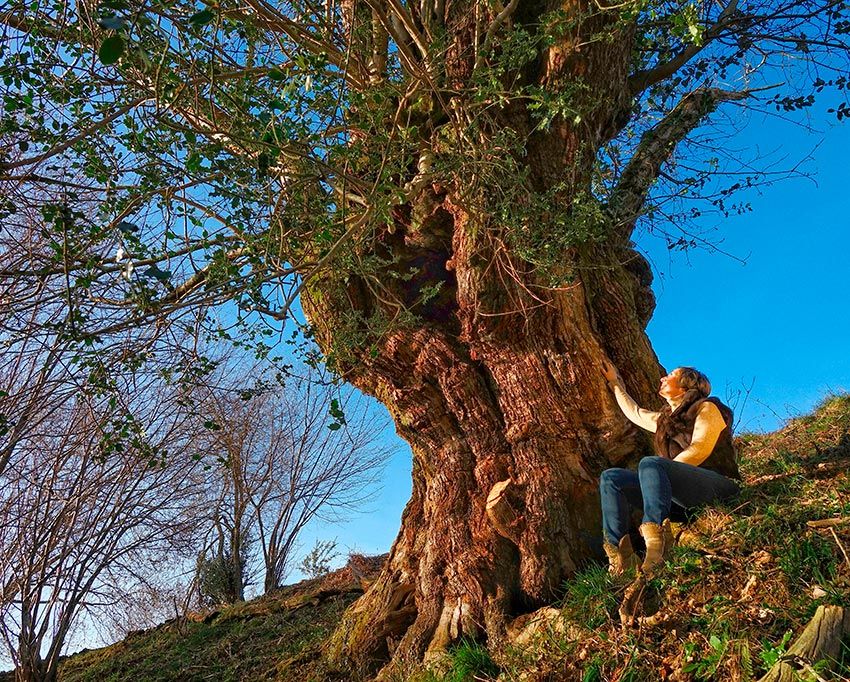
left=599, top=456, right=740, bottom=545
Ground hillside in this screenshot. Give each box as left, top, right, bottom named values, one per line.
left=23, top=395, right=850, bottom=681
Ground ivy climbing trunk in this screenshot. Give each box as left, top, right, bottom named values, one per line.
left=301, top=0, right=671, bottom=676
left=305, top=212, right=664, bottom=677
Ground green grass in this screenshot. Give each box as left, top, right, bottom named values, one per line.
left=559, top=564, right=619, bottom=629
left=443, top=639, right=501, bottom=682
left=580, top=655, right=604, bottom=682
left=406, top=639, right=501, bottom=682
left=778, top=534, right=837, bottom=586
left=55, top=592, right=359, bottom=682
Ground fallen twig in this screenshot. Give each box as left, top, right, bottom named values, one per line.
left=828, top=527, right=850, bottom=571
left=806, top=517, right=849, bottom=529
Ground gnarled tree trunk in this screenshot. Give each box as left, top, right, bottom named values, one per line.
left=308, top=231, right=660, bottom=678
left=303, top=0, right=687, bottom=676
left=306, top=205, right=663, bottom=677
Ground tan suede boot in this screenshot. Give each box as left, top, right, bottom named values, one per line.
left=639, top=519, right=674, bottom=573
left=602, top=535, right=640, bottom=575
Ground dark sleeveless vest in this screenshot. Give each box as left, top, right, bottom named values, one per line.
left=654, top=390, right=740, bottom=480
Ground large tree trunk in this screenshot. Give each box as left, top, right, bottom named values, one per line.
left=306, top=221, right=662, bottom=677
left=303, top=0, right=667, bottom=676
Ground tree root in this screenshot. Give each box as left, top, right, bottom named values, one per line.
left=757, top=605, right=850, bottom=682
left=618, top=574, right=647, bottom=627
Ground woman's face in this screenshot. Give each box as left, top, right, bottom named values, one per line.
left=659, top=368, right=685, bottom=400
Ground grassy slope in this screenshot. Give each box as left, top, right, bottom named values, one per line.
left=430, top=394, right=850, bottom=682
left=40, top=395, right=850, bottom=682
left=50, top=587, right=360, bottom=682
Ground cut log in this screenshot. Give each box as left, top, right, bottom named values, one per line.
left=758, top=605, right=850, bottom=682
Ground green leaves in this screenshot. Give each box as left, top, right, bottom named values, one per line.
left=189, top=8, right=215, bottom=27
left=98, top=35, right=125, bottom=65
left=116, top=221, right=139, bottom=234
left=670, top=4, right=703, bottom=46
left=141, top=265, right=172, bottom=283
left=327, top=398, right=346, bottom=430
left=98, top=15, right=127, bottom=31
left=759, top=630, right=793, bottom=670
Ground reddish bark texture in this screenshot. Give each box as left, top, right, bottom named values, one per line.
left=305, top=0, right=665, bottom=676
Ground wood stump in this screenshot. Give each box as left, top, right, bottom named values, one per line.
left=758, top=605, right=850, bottom=682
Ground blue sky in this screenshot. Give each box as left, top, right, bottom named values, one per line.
left=643, top=111, right=850, bottom=433
left=289, top=108, right=850, bottom=575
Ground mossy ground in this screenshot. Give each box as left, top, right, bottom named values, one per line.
left=27, top=394, right=850, bottom=682
left=35, top=587, right=360, bottom=682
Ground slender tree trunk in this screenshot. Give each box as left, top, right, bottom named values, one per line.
left=231, top=524, right=245, bottom=602
left=17, top=601, right=46, bottom=682
left=263, top=558, right=276, bottom=594
left=263, top=539, right=282, bottom=594
left=17, top=640, right=50, bottom=682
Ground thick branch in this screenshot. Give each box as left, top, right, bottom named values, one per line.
left=607, top=87, right=749, bottom=238
left=364, top=0, right=431, bottom=82
left=160, top=247, right=248, bottom=305
left=473, top=0, right=520, bottom=73
left=369, top=6, right=389, bottom=81
left=385, top=0, right=431, bottom=63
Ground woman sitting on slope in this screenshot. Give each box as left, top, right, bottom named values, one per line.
left=599, top=362, right=741, bottom=574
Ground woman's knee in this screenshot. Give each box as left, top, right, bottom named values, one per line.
left=638, top=456, right=666, bottom=473
left=599, top=467, right=624, bottom=492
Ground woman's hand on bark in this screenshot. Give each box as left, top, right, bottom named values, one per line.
left=601, top=359, right=621, bottom=387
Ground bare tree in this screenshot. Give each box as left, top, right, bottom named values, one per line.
left=0, top=183, right=220, bottom=480
left=93, top=576, right=197, bottom=642
left=0, top=380, right=206, bottom=682
left=197, top=371, right=393, bottom=596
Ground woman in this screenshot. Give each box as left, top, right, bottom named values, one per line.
left=599, top=361, right=741, bottom=574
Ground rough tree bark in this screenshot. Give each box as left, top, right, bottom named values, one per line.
left=758, top=606, right=850, bottom=682
left=301, top=0, right=729, bottom=676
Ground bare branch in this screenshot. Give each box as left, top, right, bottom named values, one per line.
left=223, top=0, right=370, bottom=90
left=628, top=0, right=740, bottom=95
left=0, top=98, right=148, bottom=171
